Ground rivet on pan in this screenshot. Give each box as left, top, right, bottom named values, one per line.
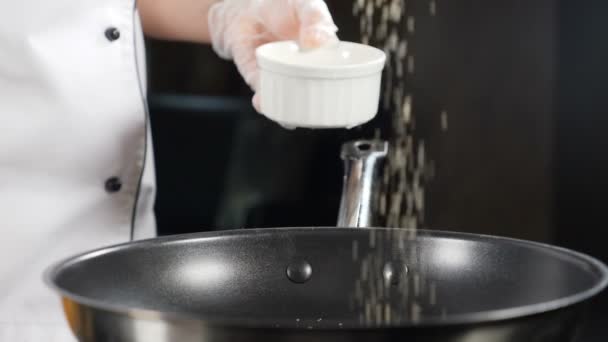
left=286, top=258, right=313, bottom=284
left=383, top=261, right=408, bottom=285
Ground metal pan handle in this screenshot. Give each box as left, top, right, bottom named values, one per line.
left=337, top=140, right=388, bottom=228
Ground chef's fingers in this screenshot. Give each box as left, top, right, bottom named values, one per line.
left=293, top=0, right=339, bottom=50
left=230, top=20, right=270, bottom=91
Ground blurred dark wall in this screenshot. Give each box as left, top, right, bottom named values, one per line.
left=432, top=1, right=556, bottom=241
left=145, top=41, right=241, bottom=235
left=555, top=0, right=608, bottom=324
left=556, top=0, right=608, bottom=264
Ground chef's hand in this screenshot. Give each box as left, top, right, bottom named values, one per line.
left=208, top=0, right=339, bottom=111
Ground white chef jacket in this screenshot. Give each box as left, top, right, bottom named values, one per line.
left=0, top=0, right=156, bottom=340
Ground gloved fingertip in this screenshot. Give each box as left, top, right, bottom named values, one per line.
left=299, top=27, right=339, bottom=50
left=251, top=73, right=260, bottom=92
left=252, top=93, right=261, bottom=113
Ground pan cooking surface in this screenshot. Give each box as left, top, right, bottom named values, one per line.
left=48, top=228, right=608, bottom=328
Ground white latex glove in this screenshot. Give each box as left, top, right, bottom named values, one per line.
left=208, top=0, right=339, bottom=111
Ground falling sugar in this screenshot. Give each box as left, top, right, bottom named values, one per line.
left=407, top=16, right=415, bottom=33
left=411, top=302, right=421, bottom=323
left=407, top=56, right=415, bottom=74
left=350, top=0, right=448, bottom=327
left=389, top=0, right=403, bottom=22
left=441, top=110, right=448, bottom=131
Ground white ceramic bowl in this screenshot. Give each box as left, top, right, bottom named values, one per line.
left=256, top=41, right=386, bottom=129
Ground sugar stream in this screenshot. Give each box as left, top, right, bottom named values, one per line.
left=351, top=0, right=447, bottom=326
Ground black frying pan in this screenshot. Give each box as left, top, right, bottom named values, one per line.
left=45, top=141, right=608, bottom=342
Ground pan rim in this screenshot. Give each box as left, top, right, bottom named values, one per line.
left=44, top=227, right=608, bottom=329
